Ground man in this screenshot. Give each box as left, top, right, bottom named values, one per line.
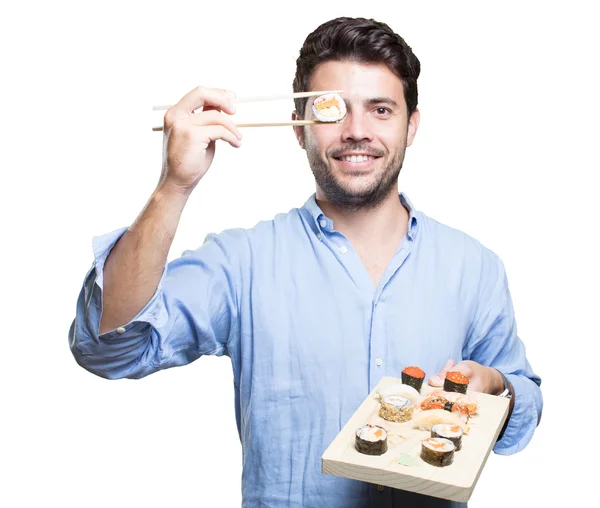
left=69, top=17, right=542, bottom=508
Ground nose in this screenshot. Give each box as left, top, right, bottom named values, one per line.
left=340, top=109, right=374, bottom=143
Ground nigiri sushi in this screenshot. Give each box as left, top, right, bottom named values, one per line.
left=412, top=409, right=468, bottom=431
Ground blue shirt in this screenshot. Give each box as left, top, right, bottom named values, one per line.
left=69, top=193, right=542, bottom=508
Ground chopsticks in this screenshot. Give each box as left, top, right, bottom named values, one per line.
left=152, top=90, right=343, bottom=111
left=151, top=119, right=339, bottom=132
left=151, top=90, right=344, bottom=131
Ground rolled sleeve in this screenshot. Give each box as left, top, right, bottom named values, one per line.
left=493, top=373, right=542, bottom=454
left=463, top=249, right=543, bottom=455
left=69, top=227, right=242, bottom=380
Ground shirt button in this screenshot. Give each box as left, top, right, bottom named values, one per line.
left=376, top=358, right=383, bottom=366
left=377, top=485, right=385, bottom=492
left=339, top=246, right=348, bottom=254
left=116, top=327, right=126, bottom=334
left=319, top=219, right=327, bottom=228
left=317, top=233, right=322, bottom=241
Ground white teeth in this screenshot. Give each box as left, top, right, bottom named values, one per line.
left=341, top=155, right=375, bottom=163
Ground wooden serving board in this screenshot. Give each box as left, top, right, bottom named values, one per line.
left=322, top=376, right=509, bottom=503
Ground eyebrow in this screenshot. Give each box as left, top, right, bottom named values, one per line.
left=342, top=97, right=400, bottom=109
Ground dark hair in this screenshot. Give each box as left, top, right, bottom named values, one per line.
left=293, top=17, right=420, bottom=119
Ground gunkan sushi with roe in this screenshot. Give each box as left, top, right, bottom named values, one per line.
left=401, top=366, right=426, bottom=392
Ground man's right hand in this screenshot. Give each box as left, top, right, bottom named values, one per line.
left=159, top=86, right=243, bottom=196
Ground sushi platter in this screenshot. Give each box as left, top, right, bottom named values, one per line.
left=321, top=372, right=510, bottom=503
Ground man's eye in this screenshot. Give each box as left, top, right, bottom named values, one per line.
left=375, top=107, right=391, bottom=115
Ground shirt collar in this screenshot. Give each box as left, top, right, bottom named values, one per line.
left=301, top=192, right=419, bottom=240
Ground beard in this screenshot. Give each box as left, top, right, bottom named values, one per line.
left=305, top=139, right=407, bottom=212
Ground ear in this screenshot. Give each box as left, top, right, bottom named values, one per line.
left=406, top=108, right=421, bottom=147
left=292, top=110, right=305, bottom=149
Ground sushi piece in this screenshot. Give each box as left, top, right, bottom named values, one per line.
left=355, top=424, right=388, bottom=455
left=421, top=437, right=455, bottom=467
left=378, top=383, right=421, bottom=407
left=401, top=366, right=426, bottom=392
left=311, top=93, right=347, bottom=122
left=420, top=393, right=473, bottom=421
left=412, top=409, right=468, bottom=431
left=420, top=393, right=449, bottom=411
left=431, top=423, right=464, bottom=451
left=436, top=390, right=479, bottom=415
left=444, top=371, right=469, bottom=394
left=379, top=395, right=414, bottom=423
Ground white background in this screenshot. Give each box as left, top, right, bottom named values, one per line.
left=1, top=0, right=598, bottom=506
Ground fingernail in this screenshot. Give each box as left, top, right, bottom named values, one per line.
left=226, top=91, right=237, bottom=99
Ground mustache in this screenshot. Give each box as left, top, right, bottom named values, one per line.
left=328, top=144, right=386, bottom=159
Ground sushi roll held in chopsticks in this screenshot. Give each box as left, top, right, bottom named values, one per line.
left=444, top=371, right=469, bottom=394
left=355, top=424, right=388, bottom=455
left=421, top=437, right=455, bottom=467
left=431, top=423, right=464, bottom=451
left=311, top=93, right=347, bottom=122
left=401, top=366, right=426, bottom=392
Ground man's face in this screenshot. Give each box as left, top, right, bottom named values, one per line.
left=294, top=60, right=419, bottom=210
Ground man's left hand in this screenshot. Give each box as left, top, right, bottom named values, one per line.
left=427, top=359, right=505, bottom=395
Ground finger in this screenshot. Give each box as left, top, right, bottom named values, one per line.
left=451, top=361, right=473, bottom=377
left=166, top=87, right=236, bottom=126
left=188, top=110, right=243, bottom=140
left=180, top=86, right=236, bottom=114
left=189, top=124, right=242, bottom=149
left=443, top=359, right=455, bottom=370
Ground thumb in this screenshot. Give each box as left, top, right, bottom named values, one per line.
left=427, top=359, right=456, bottom=387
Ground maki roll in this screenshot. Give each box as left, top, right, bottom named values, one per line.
left=431, top=423, right=464, bottom=451
left=401, top=366, right=426, bottom=392
left=355, top=424, right=388, bottom=456
left=379, top=395, right=414, bottom=423
left=420, top=437, right=455, bottom=467
left=444, top=371, right=469, bottom=394
left=312, top=93, right=347, bottom=122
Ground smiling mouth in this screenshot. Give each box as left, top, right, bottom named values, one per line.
left=333, top=154, right=381, bottom=163
left=332, top=154, right=383, bottom=168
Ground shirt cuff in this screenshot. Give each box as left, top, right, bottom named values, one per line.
left=87, top=227, right=169, bottom=337
left=493, top=373, right=542, bottom=455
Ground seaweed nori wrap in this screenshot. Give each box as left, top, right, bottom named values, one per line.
left=401, top=366, right=426, bottom=392
left=421, top=437, right=455, bottom=467
left=431, top=424, right=463, bottom=451
left=355, top=424, right=388, bottom=456
left=443, top=371, right=469, bottom=394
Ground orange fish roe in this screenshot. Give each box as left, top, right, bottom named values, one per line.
left=445, top=371, right=469, bottom=385
left=402, top=366, right=425, bottom=379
